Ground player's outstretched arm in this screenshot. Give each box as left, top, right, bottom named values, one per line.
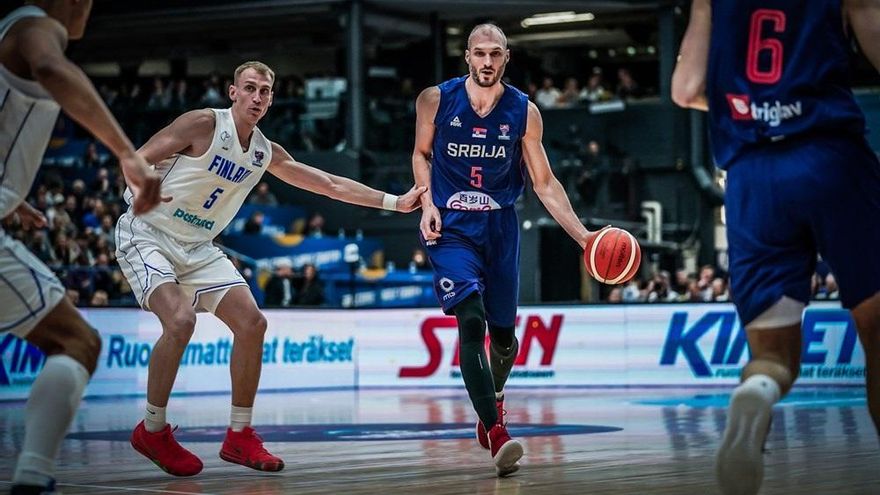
left=412, top=87, right=442, bottom=240
left=846, top=0, right=880, bottom=72
left=522, top=102, right=592, bottom=250
left=671, top=0, right=711, bottom=111
left=13, top=17, right=162, bottom=214
left=267, top=142, right=425, bottom=212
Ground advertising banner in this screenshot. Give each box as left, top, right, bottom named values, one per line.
left=0, top=301, right=864, bottom=401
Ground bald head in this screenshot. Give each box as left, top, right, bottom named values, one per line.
left=467, top=23, right=507, bottom=50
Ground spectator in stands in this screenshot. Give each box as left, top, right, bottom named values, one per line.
left=581, top=68, right=610, bottom=102
left=96, top=214, right=116, bottom=248
left=306, top=212, right=325, bottom=238
left=622, top=279, right=641, bottom=302
left=607, top=287, right=623, bottom=303
left=295, top=263, right=325, bottom=306
left=711, top=277, right=730, bottom=302
left=91, top=167, right=114, bottom=198
left=647, top=270, right=679, bottom=302
left=697, top=264, right=715, bottom=301
left=82, top=198, right=105, bottom=230
left=169, top=79, right=189, bottom=109
left=556, top=77, right=582, bottom=108
left=83, top=142, right=104, bottom=168
left=248, top=182, right=279, bottom=206
left=616, top=68, right=642, bottom=100
left=535, top=77, right=561, bottom=109
left=674, top=269, right=691, bottom=295
left=90, top=290, right=109, bottom=307
left=264, top=258, right=295, bottom=307
left=243, top=211, right=265, bottom=234
left=200, top=74, right=224, bottom=106
left=147, top=77, right=170, bottom=110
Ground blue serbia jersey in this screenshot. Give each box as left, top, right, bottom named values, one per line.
left=707, top=0, right=866, bottom=168
left=431, top=76, right=529, bottom=210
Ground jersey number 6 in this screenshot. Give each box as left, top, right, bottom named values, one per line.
left=746, top=9, right=786, bottom=85
left=203, top=187, right=225, bottom=209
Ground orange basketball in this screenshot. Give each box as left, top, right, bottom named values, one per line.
left=583, top=227, right=641, bottom=285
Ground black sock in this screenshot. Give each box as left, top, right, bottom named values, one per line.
left=454, top=292, right=497, bottom=430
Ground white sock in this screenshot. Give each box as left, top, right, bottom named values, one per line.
left=13, top=355, right=89, bottom=487
left=738, top=374, right=781, bottom=404
left=144, top=402, right=167, bottom=433
left=230, top=406, right=252, bottom=432
left=495, top=391, right=504, bottom=401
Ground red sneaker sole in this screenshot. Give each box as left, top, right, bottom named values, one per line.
left=219, top=450, right=285, bottom=472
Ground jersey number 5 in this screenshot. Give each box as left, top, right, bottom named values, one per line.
left=203, top=187, right=224, bottom=209
left=470, top=166, right=483, bottom=189
left=746, top=9, right=786, bottom=85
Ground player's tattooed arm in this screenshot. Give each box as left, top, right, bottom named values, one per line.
left=522, top=102, right=591, bottom=250
left=846, top=0, right=880, bottom=72
left=671, top=0, right=711, bottom=111
left=413, top=86, right=442, bottom=240
left=267, top=142, right=425, bottom=213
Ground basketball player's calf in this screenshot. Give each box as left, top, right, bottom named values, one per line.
left=12, top=300, right=101, bottom=494
left=454, top=293, right=523, bottom=476
left=716, top=303, right=802, bottom=495
left=214, top=286, right=283, bottom=472
left=131, top=283, right=203, bottom=477
left=476, top=324, right=518, bottom=450
left=851, top=292, right=880, bottom=435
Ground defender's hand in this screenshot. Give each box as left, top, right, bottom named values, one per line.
left=395, top=185, right=427, bottom=213
left=120, top=153, right=170, bottom=215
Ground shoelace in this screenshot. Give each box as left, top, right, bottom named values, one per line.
left=242, top=429, right=272, bottom=457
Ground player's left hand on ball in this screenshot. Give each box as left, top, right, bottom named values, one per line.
left=12, top=202, right=47, bottom=230
left=396, top=185, right=427, bottom=213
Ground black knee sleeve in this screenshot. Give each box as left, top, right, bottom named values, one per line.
left=453, top=292, right=497, bottom=429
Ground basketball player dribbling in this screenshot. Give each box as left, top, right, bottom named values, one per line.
left=673, top=1, right=880, bottom=493
left=0, top=1, right=164, bottom=493
left=119, top=60, right=425, bottom=476
left=412, top=24, right=605, bottom=476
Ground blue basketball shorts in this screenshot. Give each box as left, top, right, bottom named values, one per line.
left=725, top=132, right=880, bottom=325
left=421, top=207, right=520, bottom=327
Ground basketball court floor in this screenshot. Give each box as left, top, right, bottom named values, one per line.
left=0, top=387, right=876, bottom=494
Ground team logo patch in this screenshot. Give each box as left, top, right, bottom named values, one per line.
left=726, top=94, right=752, bottom=121
left=253, top=150, right=265, bottom=167
left=220, top=130, right=232, bottom=150
left=498, top=124, right=511, bottom=140
left=450, top=116, right=462, bottom=127
left=472, top=127, right=487, bottom=139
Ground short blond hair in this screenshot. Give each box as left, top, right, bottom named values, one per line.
left=234, top=61, right=275, bottom=86
left=467, top=23, right=507, bottom=50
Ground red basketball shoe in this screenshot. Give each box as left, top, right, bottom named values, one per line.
left=476, top=397, right=506, bottom=450
left=220, top=427, right=285, bottom=472
left=488, top=423, right=523, bottom=477
left=130, top=421, right=203, bottom=476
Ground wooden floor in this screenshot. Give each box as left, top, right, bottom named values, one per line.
left=0, top=387, right=877, bottom=494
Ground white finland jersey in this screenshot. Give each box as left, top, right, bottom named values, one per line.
left=133, top=108, right=272, bottom=242
left=0, top=6, right=61, bottom=218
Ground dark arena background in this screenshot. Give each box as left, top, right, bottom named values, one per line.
left=1, top=1, right=879, bottom=494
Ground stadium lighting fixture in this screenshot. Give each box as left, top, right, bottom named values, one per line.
left=521, top=11, right=595, bottom=28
